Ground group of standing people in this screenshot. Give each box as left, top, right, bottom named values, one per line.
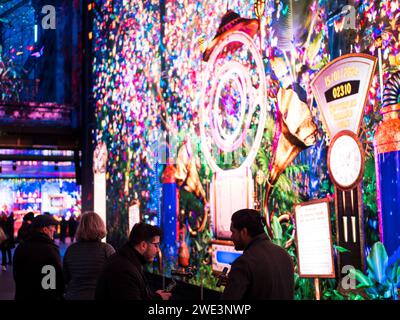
left=12, top=212, right=171, bottom=300
left=59, top=214, right=78, bottom=244
left=0, top=209, right=14, bottom=271
left=12, top=212, right=111, bottom=300
left=0, top=210, right=79, bottom=273
left=10, top=208, right=295, bottom=301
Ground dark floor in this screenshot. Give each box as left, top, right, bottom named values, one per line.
left=0, top=238, right=72, bottom=300
left=0, top=259, right=15, bottom=300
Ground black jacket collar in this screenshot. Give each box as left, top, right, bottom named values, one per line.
left=119, top=242, right=147, bottom=266
left=244, top=233, right=269, bottom=251
left=27, top=231, right=56, bottom=246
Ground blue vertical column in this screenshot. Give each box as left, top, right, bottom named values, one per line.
left=161, top=159, right=178, bottom=259
left=374, top=77, right=400, bottom=260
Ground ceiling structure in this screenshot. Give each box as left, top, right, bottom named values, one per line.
left=0, top=0, right=82, bottom=179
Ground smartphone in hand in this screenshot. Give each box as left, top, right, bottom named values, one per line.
left=216, top=267, right=229, bottom=287
left=165, top=279, right=177, bottom=293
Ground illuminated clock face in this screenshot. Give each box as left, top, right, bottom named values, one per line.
left=328, top=133, right=363, bottom=189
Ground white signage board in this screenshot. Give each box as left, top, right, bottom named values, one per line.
left=128, top=203, right=141, bottom=233
left=295, top=199, right=335, bottom=278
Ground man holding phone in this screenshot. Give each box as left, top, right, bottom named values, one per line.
left=221, top=209, right=294, bottom=300
left=95, top=223, right=171, bottom=300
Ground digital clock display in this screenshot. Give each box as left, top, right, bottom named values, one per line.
left=324, top=80, right=360, bottom=102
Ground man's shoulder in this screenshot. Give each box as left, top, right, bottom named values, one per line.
left=13, top=239, right=36, bottom=252
left=264, top=239, right=291, bottom=257
left=104, top=250, right=136, bottom=271
left=252, top=238, right=293, bottom=266
left=37, top=241, right=60, bottom=258
left=102, top=253, right=144, bottom=285
left=230, top=252, right=248, bottom=269
left=242, top=236, right=287, bottom=259
left=14, top=238, right=60, bottom=262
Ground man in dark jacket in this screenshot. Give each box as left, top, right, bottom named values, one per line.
left=0, top=209, right=14, bottom=271
left=95, top=222, right=171, bottom=300
left=68, top=215, right=77, bottom=242
left=13, top=214, right=64, bottom=300
left=59, top=215, right=67, bottom=244
left=17, top=211, right=35, bottom=243
left=221, top=209, right=294, bottom=300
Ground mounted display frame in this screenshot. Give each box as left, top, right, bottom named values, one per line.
left=310, top=53, right=377, bottom=139
left=294, top=198, right=335, bottom=278
left=49, top=195, right=66, bottom=209
left=210, top=239, right=243, bottom=274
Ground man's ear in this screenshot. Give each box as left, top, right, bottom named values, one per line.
left=139, top=240, right=148, bottom=251
left=135, top=241, right=146, bottom=254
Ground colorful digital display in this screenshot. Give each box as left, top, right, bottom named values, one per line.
left=92, top=0, right=399, bottom=297
left=0, top=0, right=81, bottom=105
left=0, top=178, right=81, bottom=237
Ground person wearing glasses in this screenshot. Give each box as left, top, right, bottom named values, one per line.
left=95, top=222, right=171, bottom=300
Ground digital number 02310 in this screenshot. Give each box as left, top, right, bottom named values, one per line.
left=332, top=82, right=352, bottom=99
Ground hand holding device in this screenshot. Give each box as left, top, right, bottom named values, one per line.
left=165, top=279, right=177, bottom=293
left=216, top=267, right=229, bottom=287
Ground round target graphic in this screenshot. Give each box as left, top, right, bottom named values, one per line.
left=200, top=31, right=268, bottom=172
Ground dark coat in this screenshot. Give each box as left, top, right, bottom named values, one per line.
left=68, top=218, right=77, bottom=237
left=17, top=221, right=31, bottom=243
left=95, top=243, right=161, bottom=300
left=0, top=214, right=14, bottom=249
left=64, top=241, right=115, bottom=300
left=13, top=231, right=64, bottom=300
left=221, top=233, right=294, bottom=300
left=60, top=218, right=68, bottom=239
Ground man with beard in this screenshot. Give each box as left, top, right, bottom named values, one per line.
left=221, top=209, right=294, bottom=300
left=95, top=222, right=171, bottom=300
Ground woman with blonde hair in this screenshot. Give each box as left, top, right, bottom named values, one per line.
left=63, top=211, right=115, bottom=300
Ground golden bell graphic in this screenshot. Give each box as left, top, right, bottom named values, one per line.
left=263, top=87, right=317, bottom=226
